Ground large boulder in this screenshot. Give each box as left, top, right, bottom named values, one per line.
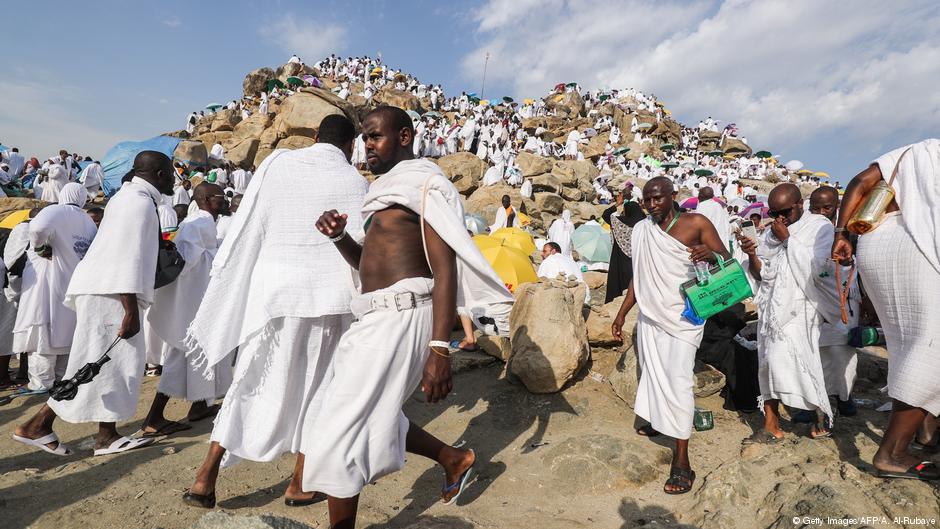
left=697, top=130, right=722, bottom=151
left=721, top=137, right=752, bottom=155
left=297, top=87, right=363, bottom=132
left=242, top=67, right=276, bottom=98
left=273, top=92, right=344, bottom=138
left=435, top=152, right=486, bottom=195
left=275, top=61, right=305, bottom=82
left=465, top=184, right=534, bottom=225
left=209, top=109, right=241, bottom=132
left=551, top=160, right=599, bottom=187
left=521, top=116, right=567, bottom=135
left=580, top=132, right=609, bottom=159
left=232, top=113, right=273, bottom=141
left=534, top=192, right=564, bottom=215
left=276, top=135, right=316, bottom=151
left=222, top=137, right=260, bottom=169
left=195, top=131, right=233, bottom=155
left=587, top=298, right=637, bottom=348
left=253, top=126, right=283, bottom=167
left=529, top=173, right=562, bottom=194
left=372, top=87, right=423, bottom=112
left=508, top=280, right=590, bottom=393
left=582, top=271, right=608, bottom=291
left=516, top=152, right=553, bottom=177
left=544, top=91, right=585, bottom=118
left=173, top=140, right=208, bottom=168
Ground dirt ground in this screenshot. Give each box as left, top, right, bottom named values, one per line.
left=1, top=350, right=938, bottom=529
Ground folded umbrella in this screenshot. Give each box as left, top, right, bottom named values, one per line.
left=49, top=336, right=122, bottom=401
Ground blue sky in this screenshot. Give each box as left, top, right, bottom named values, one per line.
left=2, top=0, right=938, bottom=183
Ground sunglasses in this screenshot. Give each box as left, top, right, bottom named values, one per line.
left=768, top=203, right=799, bottom=218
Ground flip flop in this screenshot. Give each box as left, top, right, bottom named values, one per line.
left=664, top=466, right=696, bottom=495
left=182, top=489, right=216, bottom=509
left=742, top=430, right=783, bottom=445
left=441, top=449, right=475, bottom=506
left=186, top=404, right=221, bottom=423
left=139, top=421, right=192, bottom=438
left=636, top=424, right=660, bottom=437
left=93, top=436, right=154, bottom=456
left=12, top=432, right=72, bottom=456
left=13, top=387, right=49, bottom=397
left=0, top=381, right=24, bottom=391
left=284, top=492, right=327, bottom=507
left=810, top=424, right=831, bottom=440
left=876, top=461, right=940, bottom=481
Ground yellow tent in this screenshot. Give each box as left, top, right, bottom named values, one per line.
left=0, top=209, right=30, bottom=229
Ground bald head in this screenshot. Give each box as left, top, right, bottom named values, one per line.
left=768, top=183, right=801, bottom=206
left=644, top=176, right=674, bottom=196
left=809, top=185, right=840, bottom=222
left=768, top=183, right=803, bottom=225
left=643, top=177, right=677, bottom=223
left=698, top=186, right=715, bottom=201
left=133, top=150, right=174, bottom=195
left=194, top=182, right=225, bottom=219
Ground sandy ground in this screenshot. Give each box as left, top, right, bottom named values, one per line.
left=1, top=349, right=937, bottom=529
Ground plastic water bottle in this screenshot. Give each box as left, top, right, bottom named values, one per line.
left=695, top=260, right=710, bottom=285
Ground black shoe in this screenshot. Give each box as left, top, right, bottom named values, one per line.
left=182, top=490, right=216, bottom=509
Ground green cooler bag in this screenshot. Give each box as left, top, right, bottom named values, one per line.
left=680, top=255, right=753, bottom=320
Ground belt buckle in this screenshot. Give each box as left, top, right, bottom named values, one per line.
left=394, top=292, right=416, bottom=311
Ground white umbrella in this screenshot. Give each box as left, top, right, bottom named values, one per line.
left=785, top=160, right=803, bottom=171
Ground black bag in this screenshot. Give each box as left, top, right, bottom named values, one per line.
left=152, top=202, right=185, bottom=289
left=155, top=237, right=185, bottom=289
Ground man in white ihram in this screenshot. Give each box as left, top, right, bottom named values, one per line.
left=547, top=209, right=575, bottom=257
left=12, top=183, right=97, bottom=392
left=14, top=151, right=175, bottom=457
left=695, top=186, right=732, bottom=253
left=78, top=161, right=104, bottom=197
left=738, top=183, right=834, bottom=443
left=537, top=242, right=589, bottom=304
left=182, top=115, right=368, bottom=508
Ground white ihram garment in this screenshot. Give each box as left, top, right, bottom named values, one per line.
left=630, top=217, right=704, bottom=440
left=78, top=162, right=103, bottom=196
left=150, top=210, right=231, bottom=402
left=186, top=144, right=367, bottom=462
left=753, top=213, right=833, bottom=424
left=537, top=253, right=590, bottom=304
left=547, top=210, right=575, bottom=256
left=696, top=198, right=732, bottom=252
left=48, top=178, right=162, bottom=422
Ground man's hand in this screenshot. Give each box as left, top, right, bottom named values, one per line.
left=771, top=217, right=789, bottom=242
left=315, top=210, right=348, bottom=238
left=118, top=304, right=140, bottom=339
left=736, top=233, right=758, bottom=257
left=420, top=352, right=453, bottom=403
left=687, top=244, right=713, bottom=263
left=831, top=234, right=854, bottom=265
left=611, top=313, right=626, bottom=342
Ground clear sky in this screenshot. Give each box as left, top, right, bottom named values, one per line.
left=2, top=0, right=938, bottom=183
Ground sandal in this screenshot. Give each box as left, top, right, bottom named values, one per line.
left=284, top=492, right=327, bottom=507
left=138, top=421, right=193, bottom=438
left=664, top=466, right=695, bottom=495
left=810, top=423, right=831, bottom=440
left=743, top=430, right=783, bottom=445
left=876, top=461, right=940, bottom=481
left=182, top=489, right=216, bottom=508
left=636, top=424, right=660, bottom=437
left=93, top=436, right=154, bottom=456
left=441, top=449, right=475, bottom=506
left=12, top=432, right=72, bottom=456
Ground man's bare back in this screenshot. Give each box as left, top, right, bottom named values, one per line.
left=360, top=205, right=432, bottom=293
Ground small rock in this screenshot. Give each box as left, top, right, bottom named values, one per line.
left=162, top=447, right=178, bottom=455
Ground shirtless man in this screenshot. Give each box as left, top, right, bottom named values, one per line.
left=611, top=177, right=729, bottom=494
left=313, top=107, right=475, bottom=528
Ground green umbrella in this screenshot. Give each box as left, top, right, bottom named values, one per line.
left=755, top=150, right=773, bottom=158
left=571, top=224, right=612, bottom=263
left=661, top=161, right=679, bottom=169
left=423, top=111, right=441, bottom=118
left=502, top=96, right=514, bottom=103
left=265, top=79, right=285, bottom=91
left=405, top=110, right=421, bottom=120
left=643, top=155, right=662, bottom=168
left=286, top=76, right=304, bottom=86
left=565, top=82, right=578, bottom=88
left=205, top=103, right=223, bottom=111
left=681, top=162, right=697, bottom=169
left=660, top=143, right=675, bottom=151
left=694, top=168, right=714, bottom=176
left=598, top=94, right=610, bottom=102
left=707, top=150, right=723, bottom=156
left=614, top=146, right=630, bottom=155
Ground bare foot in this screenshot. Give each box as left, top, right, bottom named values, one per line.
left=873, top=449, right=924, bottom=474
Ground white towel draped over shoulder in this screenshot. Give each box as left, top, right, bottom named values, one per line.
left=186, top=145, right=368, bottom=371
left=64, top=177, right=162, bottom=308
left=630, top=217, right=702, bottom=346
left=696, top=198, right=731, bottom=252
left=362, top=159, right=514, bottom=336
left=874, top=139, right=940, bottom=275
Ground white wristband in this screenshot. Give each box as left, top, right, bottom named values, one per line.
left=328, top=231, right=347, bottom=243
left=428, top=340, right=450, bottom=350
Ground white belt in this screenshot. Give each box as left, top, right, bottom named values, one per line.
left=366, top=291, right=432, bottom=313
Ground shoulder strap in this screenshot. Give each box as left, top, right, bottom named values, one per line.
left=419, top=176, right=433, bottom=271
left=665, top=212, right=681, bottom=234
left=886, top=146, right=913, bottom=187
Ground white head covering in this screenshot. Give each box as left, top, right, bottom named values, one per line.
left=58, top=182, right=88, bottom=207
left=157, top=203, right=179, bottom=233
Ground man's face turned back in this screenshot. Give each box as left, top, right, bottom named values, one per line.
left=363, top=114, right=407, bottom=175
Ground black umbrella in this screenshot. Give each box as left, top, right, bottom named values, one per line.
left=49, top=336, right=122, bottom=401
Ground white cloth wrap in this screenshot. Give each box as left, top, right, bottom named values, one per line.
left=696, top=198, right=731, bottom=252
left=185, top=144, right=367, bottom=374
left=857, top=212, right=940, bottom=414
left=361, top=159, right=514, bottom=336
left=301, top=277, right=434, bottom=498
left=634, top=314, right=697, bottom=439
left=47, top=294, right=147, bottom=423
left=753, top=213, right=833, bottom=424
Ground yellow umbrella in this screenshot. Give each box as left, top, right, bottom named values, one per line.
left=814, top=171, right=829, bottom=178
left=722, top=154, right=737, bottom=160
left=663, top=109, right=672, bottom=116
left=480, top=99, right=490, bottom=106
left=517, top=211, right=531, bottom=227
left=600, top=220, right=611, bottom=232
left=0, top=209, right=30, bottom=229
left=473, top=234, right=502, bottom=251
left=523, top=98, right=535, bottom=105
left=797, top=169, right=813, bottom=175
left=474, top=240, right=537, bottom=294
left=491, top=227, right=536, bottom=255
